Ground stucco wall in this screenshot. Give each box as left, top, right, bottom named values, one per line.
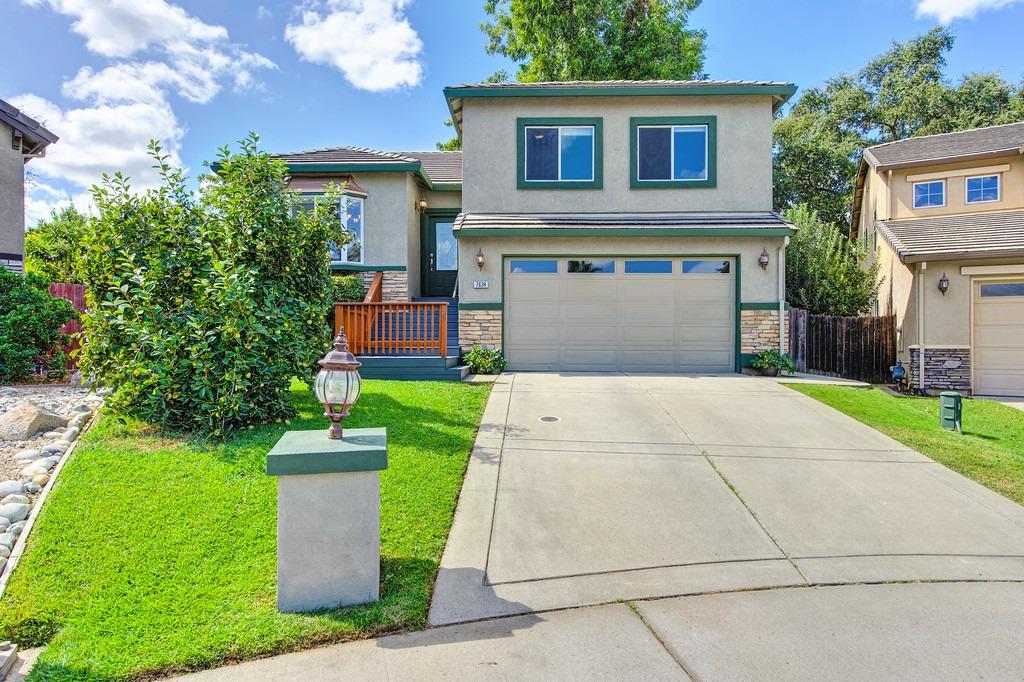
left=461, top=94, right=775, bottom=214
left=455, top=236, right=787, bottom=305
left=0, top=121, right=26, bottom=267
left=889, top=155, right=1024, bottom=220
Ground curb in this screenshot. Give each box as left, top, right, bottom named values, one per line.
left=0, top=406, right=101, bottom=600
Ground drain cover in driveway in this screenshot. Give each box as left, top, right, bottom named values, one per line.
left=539, top=416, right=561, bottom=423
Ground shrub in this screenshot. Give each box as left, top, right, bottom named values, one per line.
left=0, top=270, right=76, bottom=383
left=78, top=134, right=350, bottom=437
left=463, top=346, right=506, bottom=375
left=24, top=205, right=90, bottom=284
left=331, top=274, right=365, bottom=302
left=751, top=349, right=795, bottom=373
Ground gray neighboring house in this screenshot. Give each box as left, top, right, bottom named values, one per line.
left=0, top=98, right=58, bottom=274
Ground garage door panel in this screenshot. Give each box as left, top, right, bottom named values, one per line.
left=974, top=348, right=1024, bottom=368
left=562, top=280, right=617, bottom=298
left=506, top=280, right=552, bottom=300
left=621, top=305, right=675, bottom=323
left=677, top=304, right=733, bottom=323
left=974, top=280, right=1024, bottom=397
left=678, top=349, right=734, bottom=371
left=561, top=349, right=617, bottom=368
left=622, top=350, right=677, bottom=370
left=560, top=304, right=617, bottom=322
left=619, top=281, right=675, bottom=301
left=560, top=325, right=618, bottom=343
left=678, top=324, right=732, bottom=343
left=974, top=325, right=1024, bottom=346
left=623, top=326, right=676, bottom=344
left=508, top=326, right=560, bottom=345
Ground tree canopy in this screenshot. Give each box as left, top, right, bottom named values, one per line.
left=774, top=27, right=1024, bottom=228
left=24, top=205, right=90, bottom=284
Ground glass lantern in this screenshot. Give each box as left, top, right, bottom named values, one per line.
left=313, top=330, right=363, bottom=439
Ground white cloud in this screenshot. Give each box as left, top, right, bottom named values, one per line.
left=23, top=181, right=95, bottom=227
left=257, top=5, right=272, bottom=19
left=285, top=0, right=423, bottom=91
left=915, top=0, right=1022, bottom=22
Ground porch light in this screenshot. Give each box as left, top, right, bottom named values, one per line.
left=416, top=198, right=428, bottom=212
left=938, top=272, right=950, bottom=296
left=475, top=248, right=486, bottom=269
left=313, top=329, right=362, bottom=439
left=758, top=249, right=770, bottom=270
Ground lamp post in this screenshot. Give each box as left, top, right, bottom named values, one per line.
left=313, top=330, right=362, bottom=439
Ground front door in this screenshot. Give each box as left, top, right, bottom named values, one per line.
left=422, top=214, right=459, bottom=297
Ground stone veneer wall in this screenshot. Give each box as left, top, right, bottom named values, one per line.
left=1, top=257, right=23, bottom=274
left=908, top=347, right=971, bottom=393
left=459, top=310, right=502, bottom=353
left=741, top=309, right=788, bottom=356
left=350, top=270, right=408, bottom=302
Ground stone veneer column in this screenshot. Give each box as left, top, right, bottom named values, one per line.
left=908, top=347, right=972, bottom=393
left=351, top=271, right=409, bottom=302
left=459, top=310, right=502, bottom=353
left=741, top=309, right=788, bottom=356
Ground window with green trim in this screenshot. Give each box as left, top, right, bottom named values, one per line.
left=517, top=118, right=603, bottom=189
left=630, top=116, right=716, bottom=189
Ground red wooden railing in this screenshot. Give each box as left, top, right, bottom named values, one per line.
left=335, top=302, right=447, bottom=357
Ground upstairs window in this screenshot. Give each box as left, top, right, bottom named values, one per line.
left=517, top=118, right=603, bottom=189
left=912, top=180, right=945, bottom=209
left=631, top=116, right=716, bottom=189
left=966, top=175, right=1000, bottom=204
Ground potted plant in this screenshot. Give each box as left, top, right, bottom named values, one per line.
left=750, top=349, right=795, bottom=377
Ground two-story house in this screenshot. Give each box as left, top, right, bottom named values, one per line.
left=1, top=98, right=58, bottom=273
left=852, top=122, right=1024, bottom=397
left=275, top=80, right=798, bottom=376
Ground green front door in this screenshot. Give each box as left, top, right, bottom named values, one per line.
left=421, top=214, right=459, bottom=297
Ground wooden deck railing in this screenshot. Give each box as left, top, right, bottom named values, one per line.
left=335, top=302, right=448, bottom=357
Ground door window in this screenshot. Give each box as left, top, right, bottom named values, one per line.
left=435, top=221, right=457, bottom=271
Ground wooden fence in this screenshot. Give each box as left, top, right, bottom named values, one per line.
left=788, top=308, right=896, bottom=384
left=49, top=283, right=87, bottom=371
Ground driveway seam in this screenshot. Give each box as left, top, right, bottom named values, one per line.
left=625, top=601, right=697, bottom=680
left=703, top=453, right=812, bottom=585
left=481, top=373, right=515, bottom=585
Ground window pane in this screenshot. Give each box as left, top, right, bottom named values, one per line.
left=568, top=259, right=615, bottom=273
left=525, top=127, right=558, bottom=181
left=980, top=282, right=1024, bottom=297
left=559, top=127, right=594, bottom=181
left=435, top=221, right=457, bottom=271
left=343, top=197, right=363, bottom=262
left=673, top=126, right=708, bottom=180
left=967, top=175, right=999, bottom=203
left=624, top=260, right=673, bottom=274
left=682, top=259, right=731, bottom=274
left=913, top=181, right=944, bottom=208
left=510, top=259, right=557, bottom=274
left=638, top=127, right=671, bottom=180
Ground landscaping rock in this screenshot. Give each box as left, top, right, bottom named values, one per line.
left=20, top=464, right=47, bottom=479
left=71, top=404, right=91, bottom=414
left=64, top=427, right=80, bottom=441
left=0, top=481, right=23, bottom=497
left=13, top=450, right=41, bottom=462
left=0, top=534, right=15, bottom=549
left=0, top=388, right=16, bottom=396
left=24, top=483, right=40, bottom=494
left=8, top=521, right=26, bottom=536
left=0, top=546, right=9, bottom=558
left=0, top=504, right=28, bottom=523
left=1, top=495, right=28, bottom=506
left=0, top=402, right=68, bottom=441
left=31, top=474, right=49, bottom=486
left=41, top=441, right=69, bottom=455
left=0, top=557, right=7, bottom=572
left=0, top=518, right=9, bottom=531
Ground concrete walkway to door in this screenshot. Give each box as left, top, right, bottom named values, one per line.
left=430, top=372, right=1024, bottom=624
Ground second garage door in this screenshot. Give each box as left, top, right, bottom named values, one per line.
left=504, top=257, right=736, bottom=372
left=974, top=279, right=1024, bottom=396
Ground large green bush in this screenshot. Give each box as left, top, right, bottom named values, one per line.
left=0, top=270, right=76, bottom=383
left=331, top=274, right=365, bottom=302
left=24, top=205, right=90, bottom=284
left=78, top=134, right=349, bottom=436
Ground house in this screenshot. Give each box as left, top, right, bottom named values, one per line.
left=276, top=79, right=798, bottom=376
left=0, top=98, right=58, bottom=274
left=851, top=122, right=1024, bottom=397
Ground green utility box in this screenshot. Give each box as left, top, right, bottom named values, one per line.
left=939, top=391, right=962, bottom=432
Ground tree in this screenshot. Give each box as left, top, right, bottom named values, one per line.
left=24, top=205, right=90, bottom=284
left=773, top=27, right=1024, bottom=228
left=436, top=71, right=509, bottom=151
left=0, top=270, right=76, bottom=382
left=784, top=204, right=880, bottom=317
left=78, top=134, right=348, bottom=436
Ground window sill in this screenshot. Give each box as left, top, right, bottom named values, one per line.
left=517, top=180, right=603, bottom=190
left=631, top=179, right=716, bottom=190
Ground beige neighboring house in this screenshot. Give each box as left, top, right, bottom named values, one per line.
left=0, top=98, right=58, bottom=274
left=852, top=122, right=1024, bottom=397
left=282, top=80, right=799, bottom=376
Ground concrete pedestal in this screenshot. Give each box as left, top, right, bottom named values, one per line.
left=267, top=427, right=388, bottom=612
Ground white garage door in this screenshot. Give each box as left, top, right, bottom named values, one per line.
left=974, top=279, right=1024, bottom=396
left=504, top=257, right=735, bottom=372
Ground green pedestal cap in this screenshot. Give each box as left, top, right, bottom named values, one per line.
left=266, top=427, right=388, bottom=476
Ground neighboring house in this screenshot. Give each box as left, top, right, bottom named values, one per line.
left=0, top=98, right=58, bottom=274
left=851, top=122, right=1024, bottom=397
left=277, top=79, right=798, bottom=374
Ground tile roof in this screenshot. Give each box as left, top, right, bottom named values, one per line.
left=0, top=97, right=58, bottom=147
left=876, top=210, right=1024, bottom=262
left=272, top=147, right=462, bottom=185
left=454, top=212, right=794, bottom=233
left=445, top=79, right=794, bottom=90
left=864, top=122, right=1024, bottom=170
left=394, top=151, right=462, bottom=184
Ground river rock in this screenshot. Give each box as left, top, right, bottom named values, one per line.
left=0, top=546, right=9, bottom=558
left=32, top=474, right=49, bottom=486
left=41, top=441, right=69, bottom=455
left=7, top=521, right=26, bottom=536
left=24, top=483, right=40, bottom=494
left=0, top=504, right=28, bottom=523
left=0, top=482, right=23, bottom=497
left=13, top=450, right=41, bottom=462
left=64, top=427, right=80, bottom=441
left=20, top=464, right=47, bottom=479
left=71, top=404, right=91, bottom=414
left=0, top=517, right=9, bottom=531
left=0, top=495, right=28, bottom=506
left=0, top=402, right=68, bottom=441
left=0, top=534, right=15, bottom=549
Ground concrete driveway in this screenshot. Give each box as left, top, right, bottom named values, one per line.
left=430, top=373, right=1024, bottom=624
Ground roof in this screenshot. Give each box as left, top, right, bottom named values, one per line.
left=272, top=147, right=462, bottom=188
left=863, top=121, right=1024, bottom=171
left=443, top=80, right=798, bottom=137
left=452, top=212, right=796, bottom=237
left=876, top=210, right=1024, bottom=263
left=0, top=97, right=58, bottom=157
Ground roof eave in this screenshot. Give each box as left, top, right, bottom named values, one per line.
left=901, top=247, right=1024, bottom=264
left=873, top=147, right=1024, bottom=172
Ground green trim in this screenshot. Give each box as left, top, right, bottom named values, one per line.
left=454, top=227, right=796, bottom=238
left=266, top=428, right=388, bottom=476
left=516, top=117, right=604, bottom=190
left=421, top=209, right=461, bottom=297
left=430, top=182, right=463, bottom=192
left=446, top=84, right=797, bottom=99
left=331, top=264, right=406, bottom=272
left=458, top=302, right=503, bottom=311
left=629, top=116, right=717, bottom=189
left=741, top=302, right=790, bottom=310
left=285, top=162, right=462, bottom=193
left=424, top=208, right=461, bottom=217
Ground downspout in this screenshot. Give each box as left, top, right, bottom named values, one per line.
left=778, top=237, right=789, bottom=354
left=918, top=261, right=927, bottom=392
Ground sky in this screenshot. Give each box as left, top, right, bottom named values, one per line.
left=2, top=0, right=1024, bottom=226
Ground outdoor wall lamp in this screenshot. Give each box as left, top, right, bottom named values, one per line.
left=313, top=329, right=362, bottom=439
left=758, top=248, right=770, bottom=270
left=475, top=248, right=486, bottom=269
left=416, top=198, right=428, bottom=212
left=938, top=272, right=950, bottom=296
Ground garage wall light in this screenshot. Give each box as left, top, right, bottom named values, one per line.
left=938, top=272, right=949, bottom=296
left=475, top=249, right=486, bottom=269
left=758, top=249, right=770, bottom=270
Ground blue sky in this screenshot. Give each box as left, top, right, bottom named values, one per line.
left=3, top=0, right=1023, bottom=225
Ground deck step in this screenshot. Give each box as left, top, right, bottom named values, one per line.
left=357, top=354, right=466, bottom=381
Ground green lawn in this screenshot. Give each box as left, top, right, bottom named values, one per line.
left=0, top=379, right=490, bottom=681
left=789, top=385, right=1024, bottom=505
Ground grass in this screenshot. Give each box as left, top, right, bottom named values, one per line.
left=0, top=379, right=490, bottom=681
left=788, top=385, right=1024, bottom=505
